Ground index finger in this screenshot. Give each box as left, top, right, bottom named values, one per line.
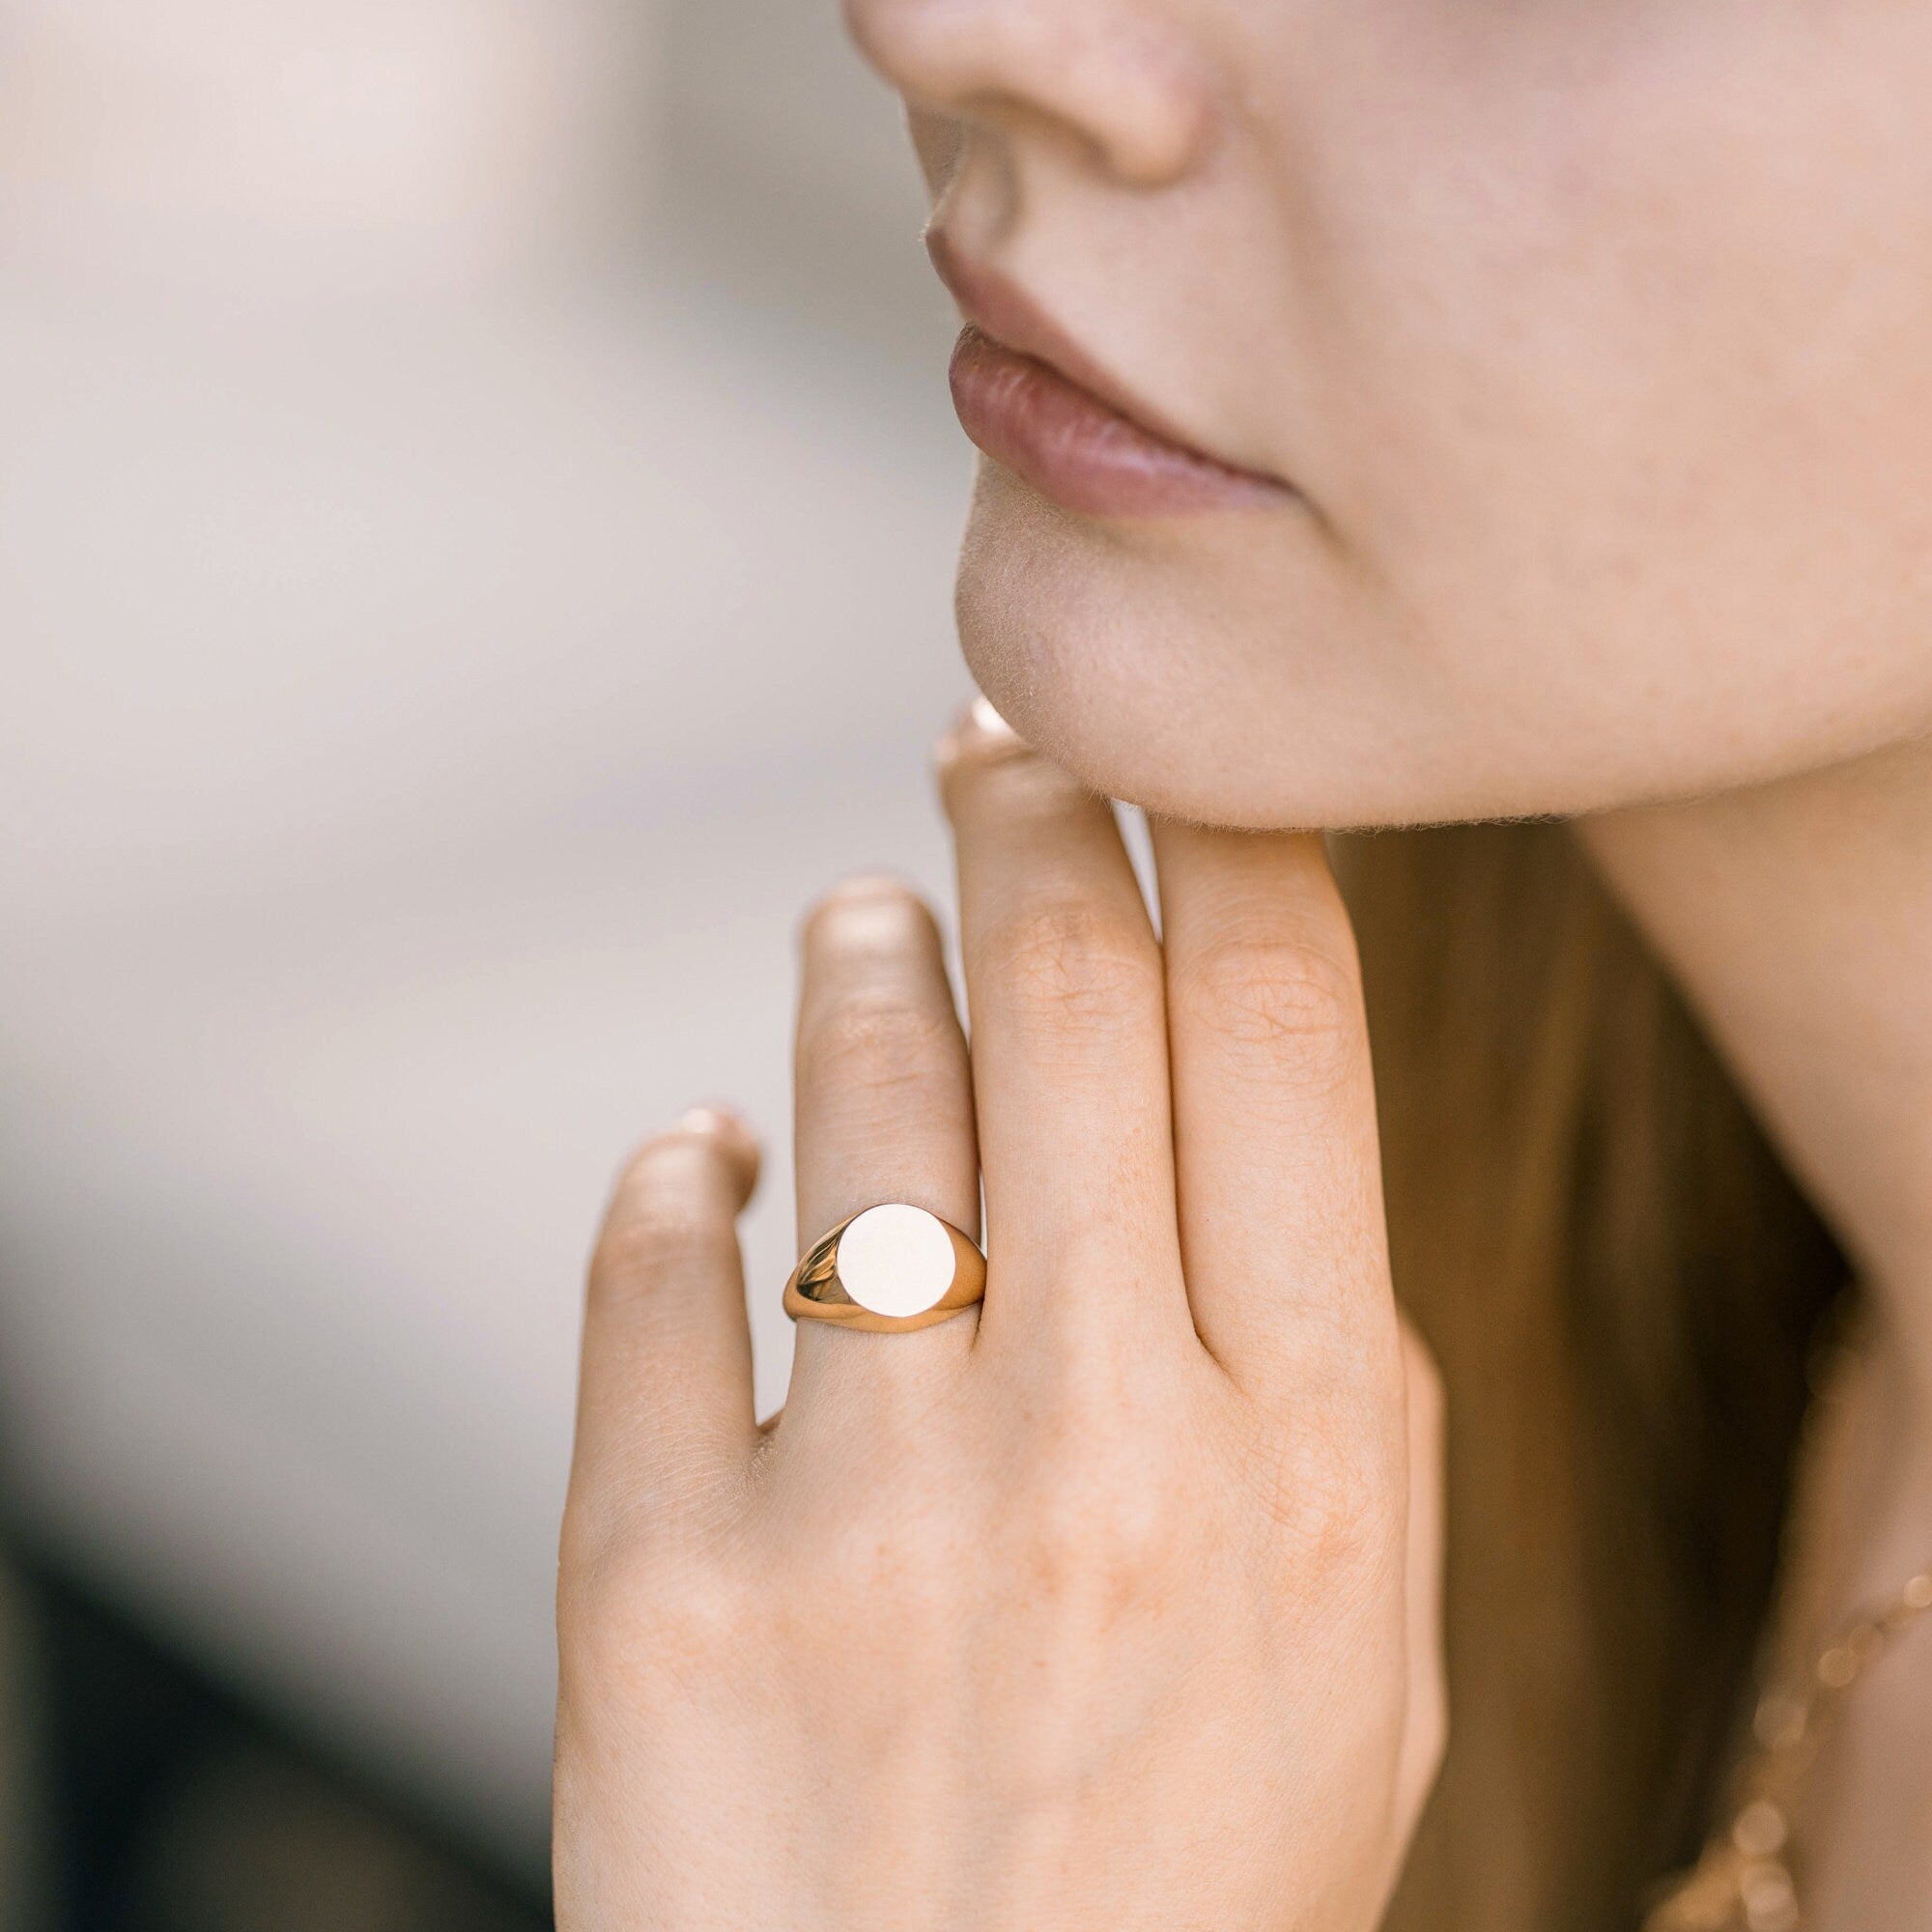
left=1150, top=820, right=1401, bottom=1409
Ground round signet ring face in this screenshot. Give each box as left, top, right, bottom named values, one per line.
left=782, top=1205, right=986, bottom=1334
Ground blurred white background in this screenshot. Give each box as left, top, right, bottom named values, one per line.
left=0, top=0, right=969, bottom=1880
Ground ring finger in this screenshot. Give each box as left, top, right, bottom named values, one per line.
left=781, top=875, right=981, bottom=1435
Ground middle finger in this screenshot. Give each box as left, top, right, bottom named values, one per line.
left=938, top=702, right=1189, bottom=1355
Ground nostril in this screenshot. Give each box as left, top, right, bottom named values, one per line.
left=843, top=0, right=1218, bottom=189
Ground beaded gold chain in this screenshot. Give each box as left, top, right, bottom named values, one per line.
left=1644, top=1563, right=1932, bottom=1932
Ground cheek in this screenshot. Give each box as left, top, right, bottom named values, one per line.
left=1283, top=17, right=1932, bottom=793
left=958, top=419, right=1932, bottom=833
left=952, top=13, right=1932, bottom=830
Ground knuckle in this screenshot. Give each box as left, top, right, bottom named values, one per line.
left=1008, top=1427, right=1186, bottom=1613
left=1176, top=927, right=1363, bottom=1083
left=593, top=1173, right=725, bottom=1299
left=1266, top=1427, right=1396, bottom=1572
left=562, top=1537, right=753, bottom=1696
left=813, top=1504, right=965, bottom=1619
left=983, top=899, right=1161, bottom=1032
left=798, top=994, right=954, bottom=1105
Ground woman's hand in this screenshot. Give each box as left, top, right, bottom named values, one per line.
left=554, top=707, right=1445, bottom=1931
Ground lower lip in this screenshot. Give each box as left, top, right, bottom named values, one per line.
left=946, top=326, right=1294, bottom=520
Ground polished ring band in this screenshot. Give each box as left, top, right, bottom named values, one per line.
left=783, top=1204, right=986, bottom=1334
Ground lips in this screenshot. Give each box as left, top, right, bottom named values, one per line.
left=930, top=236, right=1294, bottom=520
left=947, top=326, right=1290, bottom=519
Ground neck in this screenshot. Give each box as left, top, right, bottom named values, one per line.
left=1581, top=735, right=1932, bottom=1925
left=1578, top=734, right=1932, bottom=1435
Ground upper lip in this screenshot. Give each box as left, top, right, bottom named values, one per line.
left=924, top=228, right=1270, bottom=479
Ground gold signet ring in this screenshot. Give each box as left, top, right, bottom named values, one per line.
left=783, top=1205, right=986, bottom=1333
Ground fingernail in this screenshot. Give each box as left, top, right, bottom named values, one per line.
left=669, top=1105, right=762, bottom=1201
left=968, top=693, right=1019, bottom=740
left=677, top=1103, right=753, bottom=1143
left=813, top=870, right=917, bottom=909
left=677, top=1103, right=761, bottom=1179
left=936, top=691, right=1027, bottom=771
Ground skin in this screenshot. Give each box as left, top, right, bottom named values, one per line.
left=556, top=717, right=1445, bottom=1929
left=556, top=0, right=1932, bottom=1924
left=1581, top=764, right=1932, bottom=1927
left=858, top=0, right=1932, bottom=832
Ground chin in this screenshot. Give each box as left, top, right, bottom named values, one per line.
left=953, top=469, right=1932, bottom=834
left=953, top=472, right=1541, bottom=833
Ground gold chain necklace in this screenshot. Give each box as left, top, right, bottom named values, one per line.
left=1644, top=1563, right=1932, bottom=1931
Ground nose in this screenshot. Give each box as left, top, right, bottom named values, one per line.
left=843, top=0, right=1217, bottom=189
